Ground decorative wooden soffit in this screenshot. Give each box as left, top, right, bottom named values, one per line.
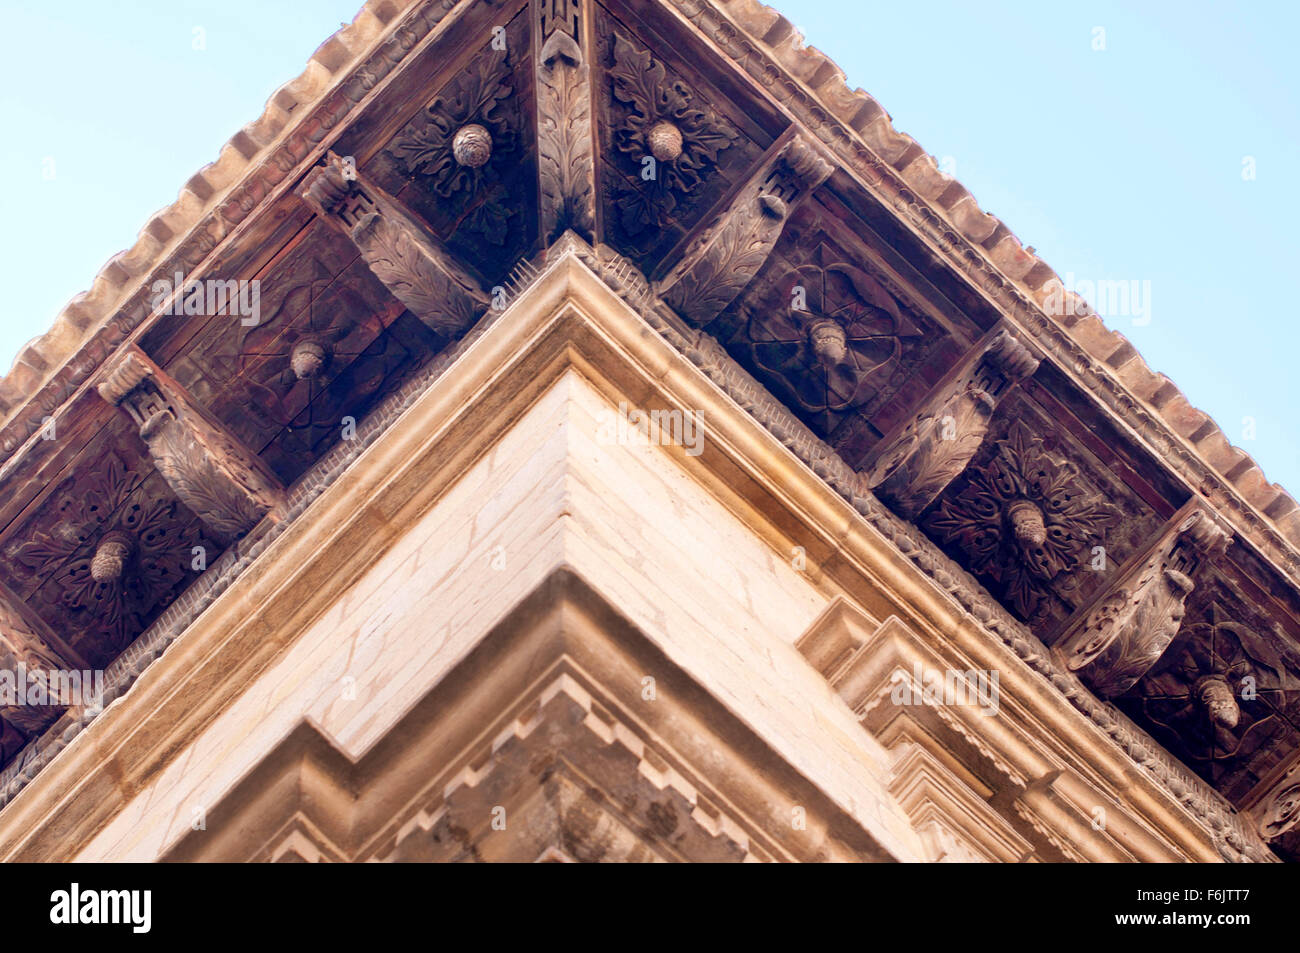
left=655, top=134, right=834, bottom=327
left=536, top=0, right=596, bottom=244
left=1059, top=501, right=1233, bottom=699
left=865, top=327, right=1040, bottom=519
left=96, top=347, right=285, bottom=545
left=299, top=152, right=490, bottom=337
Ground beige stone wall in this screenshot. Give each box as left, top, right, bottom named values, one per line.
left=0, top=253, right=1234, bottom=862
left=78, top=369, right=918, bottom=861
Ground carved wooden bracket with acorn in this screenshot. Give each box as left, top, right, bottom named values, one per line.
left=655, top=133, right=834, bottom=328
left=1058, top=500, right=1233, bottom=699
left=864, top=324, right=1041, bottom=519
left=97, top=346, right=285, bottom=545
left=299, top=152, right=490, bottom=338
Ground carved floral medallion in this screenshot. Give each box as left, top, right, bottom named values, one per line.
left=928, top=420, right=1115, bottom=618
left=747, top=249, right=910, bottom=426
left=386, top=49, right=520, bottom=245
left=608, top=31, right=739, bottom=235
left=7, top=455, right=213, bottom=665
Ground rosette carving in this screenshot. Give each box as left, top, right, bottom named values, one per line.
left=928, top=419, right=1114, bottom=618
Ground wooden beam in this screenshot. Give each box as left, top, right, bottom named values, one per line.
left=535, top=0, right=597, bottom=244
left=655, top=133, right=833, bottom=327
left=97, top=346, right=284, bottom=544
left=299, top=152, right=489, bottom=338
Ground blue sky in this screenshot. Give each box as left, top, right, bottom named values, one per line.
left=1, top=1, right=1296, bottom=494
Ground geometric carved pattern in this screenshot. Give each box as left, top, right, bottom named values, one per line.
left=382, top=677, right=762, bottom=862
left=928, top=419, right=1115, bottom=619
left=745, top=243, right=919, bottom=427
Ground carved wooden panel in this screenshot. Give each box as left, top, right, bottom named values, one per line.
left=595, top=9, right=768, bottom=272
left=366, top=12, right=538, bottom=287
left=0, top=458, right=215, bottom=669
left=1120, top=579, right=1300, bottom=803
left=920, top=393, right=1167, bottom=640
left=163, top=224, right=437, bottom=486
left=706, top=201, right=961, bottom=462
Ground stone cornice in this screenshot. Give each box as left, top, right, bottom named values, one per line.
left=0, top=247, right=1267, bottom=862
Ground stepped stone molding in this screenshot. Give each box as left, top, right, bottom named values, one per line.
left=96, top=348, right=285, bottom=544
left=300, top=152, right=490, bottom=337
left=866, top=327, right=1040, bottom=519
left=1060, top=504, right=1234, bottom=699
left=0, top=248, right=542, bottom=815
left=154, top=564, right=897, bottom=863
left=796, top=600, right=1187, bottom=861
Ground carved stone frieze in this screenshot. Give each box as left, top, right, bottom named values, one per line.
left=97, top=348, right=284, bottom=544
left=656, top=136, right=832, bottom=327
left=300, top=152, right=490, bottom=338
left=866, top=328, right=1040, bottom=519
left=536, top=0, right=596, bottom=243
left=1060, top=506, right=1233, bottom=698
left=927, top=418, right=1115, bottom=618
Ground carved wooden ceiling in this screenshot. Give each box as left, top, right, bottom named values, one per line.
left=1, top=0, right=1297, bottom=860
